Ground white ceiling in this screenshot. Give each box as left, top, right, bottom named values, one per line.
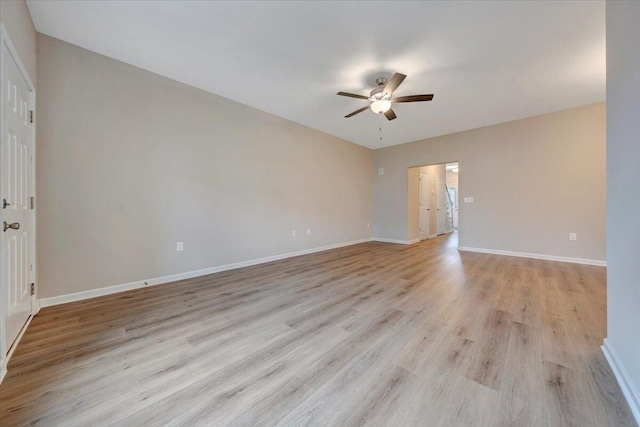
left=26, top=1, right=605, bottom=149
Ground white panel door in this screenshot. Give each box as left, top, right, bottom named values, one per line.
left=419, top=171, right=430, bottom=240
left=436, top=176, right=446, bottom=235
left=2, top=44, right=32, bottom=350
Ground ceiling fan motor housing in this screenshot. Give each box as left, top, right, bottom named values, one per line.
left=370, top=77, right=389, bottom=100
left=369, top=87, right=383, bottom=99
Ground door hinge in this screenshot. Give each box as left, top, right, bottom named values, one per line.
left=30, top=196, right=35, bottom=210
left=29, top=110, right=34, bottom=123
left=30, top=283, right=35, bottom=296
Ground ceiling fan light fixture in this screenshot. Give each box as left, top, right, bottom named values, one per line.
left=338, top=72, right=433, bottom=120
left=370, top=99, right=392, bottom=114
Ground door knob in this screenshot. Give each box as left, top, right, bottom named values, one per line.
left=3, top=221, right=20, bottom=232
left=2, top=199, right=9, bottom=209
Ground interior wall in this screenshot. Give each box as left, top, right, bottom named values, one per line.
left=36, top=34, right=373, bottom=299
left=0, top=0, right=37, bottom=86
left=374, top=103, right=606, bottom=262
left=408, top=163, right=445, bottom=240
left=605, top=0, right=640, bottom=419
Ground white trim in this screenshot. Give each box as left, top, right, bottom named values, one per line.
left=418, top=170, right=430, bottom=241
left=456, top=246, right=606, bottom=266
left=373, top=238, right=419, bottom=245
left=29, top=89, right=37, bottom=317
left=436, top=175, right=447, bottom=235
left=0, top=25, right=35, bottom=90
left=0, top=312, right=35, bottom=384
left=40, top=238, right=374, bottom=307
left=602, top=339, right=640, bottom=425
left=428, top=234, right=437, bottom=239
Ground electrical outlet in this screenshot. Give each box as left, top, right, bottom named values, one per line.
left=292, top=230, right=296, bottom=237
left=176, top=241, right=184, bottom=251
left=367, top=222, right=370, bottom=228
left=464, top=196, right=474, bottom=203
left=569, top=233, right=577, bottom=241
left=307, top=229, right=311, bottom=235
left=378, top=168, right=384, bottom=176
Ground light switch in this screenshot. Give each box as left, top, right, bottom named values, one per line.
left=464, top=197, right=474, bottom=203
left=378, top=168, right=384, bottom=176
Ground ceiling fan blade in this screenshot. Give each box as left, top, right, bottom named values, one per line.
left=384, top=73, right=407, bottom=95
left=337, top=91, right=370, bottom=100
left=344, top=106, right=370, bottom=118
left=393, top=94, right=434, bottom=103
left=384, top=108, right=397, bottom=121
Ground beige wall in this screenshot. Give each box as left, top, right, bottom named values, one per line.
left=36, top=34, right=373, bottom=299
left=408, top=163, right=445, bottom=240
left=374, top=103, right=606, bottom=262
left=0, top=0, right=36, bottom=86
left=606, top=0, right=640, bottom=415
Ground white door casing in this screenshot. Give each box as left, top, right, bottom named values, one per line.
left=436, top=175, right=446, bottom=235
left=419, top=171, right=430, bottom=240
left=1, top=31, right=35, bottom=361
left=448, top=184, right=459, bottom=228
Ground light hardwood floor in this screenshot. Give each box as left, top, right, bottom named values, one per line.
left=0, top=233, right=635, bottom=426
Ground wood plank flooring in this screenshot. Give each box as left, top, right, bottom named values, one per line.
left=0, top=233, right=635, bottom=426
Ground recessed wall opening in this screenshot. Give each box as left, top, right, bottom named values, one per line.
left=408, top=161, right=459, bottom=245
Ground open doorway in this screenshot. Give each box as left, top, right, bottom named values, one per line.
left=408, top=162, right=458, bottom=242
left=446, top=162, right=459, bottom=229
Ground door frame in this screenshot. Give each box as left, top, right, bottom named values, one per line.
left=447, top=183, right=459, bottom=229
left=0, top=24, right=38, bottom=383
left=418, top=171, right=430, bottom=240
left=436, top=175, right=446, bottom=235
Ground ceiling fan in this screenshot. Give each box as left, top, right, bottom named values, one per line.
left=337, top=73, right=434, bottom=121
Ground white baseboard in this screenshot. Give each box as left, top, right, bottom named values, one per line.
left=428, top=234, right=437, bottom=239
left=31, top=300, right=41, bottom=316
left=602, top=339, right=640, bottom=425
left=456, top=246, right=606, bottom=266
left=373, top=238, right=419, bottom=245
left=39, top=237, right=374, bottom=308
